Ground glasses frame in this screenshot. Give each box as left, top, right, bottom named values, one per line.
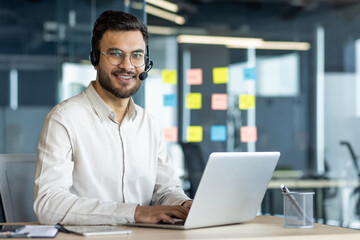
left=100, top=50, right=147, bottom=68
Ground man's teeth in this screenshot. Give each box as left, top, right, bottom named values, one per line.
left=116, top=75, right=132, bottom=79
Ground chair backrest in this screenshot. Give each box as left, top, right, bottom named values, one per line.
left=179, top=143, right=206, bottom=198
left=0, top=154, right=37, bottom=222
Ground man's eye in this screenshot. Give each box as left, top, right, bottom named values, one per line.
left=109, top=52, right=122, bottom=57
left=132, top=52, right=144, bottom=58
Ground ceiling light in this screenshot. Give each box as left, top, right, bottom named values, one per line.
left=146, top=5, right=185, bottom=25
left=176, top=34, right=311, bottom=51
left=146, top=0, right=179, bottom=13
left=177, top=35, right=264, bottom=47
left=148, top=25, right=177, bottom=35
left=227, top=41, right=311, bottom=51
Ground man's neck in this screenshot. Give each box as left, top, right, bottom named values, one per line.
left=93, top=81, right=129, bottom=123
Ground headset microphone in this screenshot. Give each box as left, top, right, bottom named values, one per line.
left=139, top=45, right=153, bottom=81
left=139, top=60, right=153, bottom=80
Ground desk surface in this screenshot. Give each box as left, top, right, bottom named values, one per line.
left=6, top=215, right=360, bottom=240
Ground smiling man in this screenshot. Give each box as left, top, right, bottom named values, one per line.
left=33, top=10, right=192, bottom=225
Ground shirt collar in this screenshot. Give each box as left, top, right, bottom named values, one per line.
left=85, top=81, right=137, bottom=122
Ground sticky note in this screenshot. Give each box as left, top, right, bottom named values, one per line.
left=211, top=125, right=227, bottom=141
left=186, top=93, right=202, bottom=109
left=162, top=70, right=177, bottom=84
left=212, top=94, right=228, bottom=110
left=187, top=68, right=203, bottom=85
left=239, top=95, right=255, bottom=109
left=240, top=126, right=257, bottom=142
left=243, top=67, right=257, bottom=80
left=163, top=94, right=177, bottom=107
left=164, top=127, right=178, bottom=142
left=187, top=126, right=203, bottom=142
left=213, top=67, right=228, bottom=84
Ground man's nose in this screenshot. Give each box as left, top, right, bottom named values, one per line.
left=118, top=55, right=134, bottom=70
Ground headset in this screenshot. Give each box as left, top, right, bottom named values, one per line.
left=90, top=41, right=153, bottom=81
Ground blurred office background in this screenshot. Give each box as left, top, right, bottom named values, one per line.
left=1, top=0, right=360, bottom=228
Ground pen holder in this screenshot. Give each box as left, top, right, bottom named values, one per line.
left=283, top=191, right=314, bottom=228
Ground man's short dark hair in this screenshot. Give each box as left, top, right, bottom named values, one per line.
left=90, top=10, right=149, bottom=66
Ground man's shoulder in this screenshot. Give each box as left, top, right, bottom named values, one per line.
left=133, top=104, right=161, bottom=130
left=48, top=92, right=90, bottom=118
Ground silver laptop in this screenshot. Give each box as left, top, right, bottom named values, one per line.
left=126, top=152, right=280, bottom=230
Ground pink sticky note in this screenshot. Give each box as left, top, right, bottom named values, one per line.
left=212, top=94, right=228, bottom=110
left=164, top=127, right=178, bottom=142
left=187, top=69, right=203, bottom=85
left=240, top=126, right=257, bottom=142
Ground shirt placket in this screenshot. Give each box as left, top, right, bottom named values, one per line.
left=118, top=123, right=126, bottom=203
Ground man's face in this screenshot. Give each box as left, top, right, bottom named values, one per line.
left=96, top=30, right=146, bottom=99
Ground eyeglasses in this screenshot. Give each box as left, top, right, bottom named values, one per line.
left=101, top=49, right=146, bottom=68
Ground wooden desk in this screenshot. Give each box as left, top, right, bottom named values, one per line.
left=5, top=216, right=360, bottom=239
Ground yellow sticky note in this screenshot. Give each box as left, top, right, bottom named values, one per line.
left=239, top=95, right=255, bottom=109
left=186, top=93, right=202, bottom=109
left=164, top=127, right=178, bottom=142
left=162, top=70, right=177, bottom=84
left=240, top=126, right=257, bottom=142
left=187, top=126, right=203, bottom=142
left=213, top=67, right=228, bottom=84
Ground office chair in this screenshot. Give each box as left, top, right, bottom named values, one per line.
left=179, top=143, right=206, bottom=199
left=340, top=141, right=360, bottom=218
left=0, top=154, right=37, bottom=222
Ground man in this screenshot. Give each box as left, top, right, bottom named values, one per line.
left=33, top=10, right=192, bottom=225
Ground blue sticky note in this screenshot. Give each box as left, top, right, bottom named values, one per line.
left=243, top=67, right=257, bottom=80
left=163, top=94, right=177, bottom=107
left=210, top=125, right=227, bottom=141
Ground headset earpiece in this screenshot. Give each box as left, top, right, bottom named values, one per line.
left=90, top=37, right=99, bottom=66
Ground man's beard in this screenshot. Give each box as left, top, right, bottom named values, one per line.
left=97, top=67, right=142, bottom=99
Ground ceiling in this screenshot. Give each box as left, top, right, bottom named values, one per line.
left=146, top=0, right=360, bottom=41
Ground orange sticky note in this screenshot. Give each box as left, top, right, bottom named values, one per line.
left=187, top=68, right=203, bottom=85
left=240, top=126, right=257, bottom=142
left=187, top=126, right=203, bottom=142
left=164, top=127, right=178, bottom=142
left=162, top=70, right=177, bottom=84
left=213, top=67, right=228, bottom=84
left=186, top=93, right=202, bottom=109
left=212, top=94, right=228, bottom=110
left=239, top=95, right=255, bottom=109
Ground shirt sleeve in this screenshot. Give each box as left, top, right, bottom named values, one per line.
left=33, top=108, right=138, bottom=225
left=151, top=127, right=191, bottom=206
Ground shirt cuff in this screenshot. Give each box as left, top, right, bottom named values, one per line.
left=114, top=203, right=139, bottom=223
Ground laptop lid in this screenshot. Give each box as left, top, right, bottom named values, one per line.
left=125, top=151, right=280, bottom=230
left=184, top=151, right=279, bottom=229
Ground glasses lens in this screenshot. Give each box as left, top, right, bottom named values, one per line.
left=107, top=50, right=124, bottom=66
left=130, top=52, right=145, bottom=67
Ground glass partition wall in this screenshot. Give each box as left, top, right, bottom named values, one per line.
left=0, top=0, right=145, bottom=154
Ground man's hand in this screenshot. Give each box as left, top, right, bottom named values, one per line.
left=134, top=205, right=190, bottom=224
left=182, top=200, right=193, bottom=209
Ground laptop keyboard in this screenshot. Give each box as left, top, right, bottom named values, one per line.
left=159, top=219, right=185, bottom=226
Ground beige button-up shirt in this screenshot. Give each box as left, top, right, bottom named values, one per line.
left=33, top=82, right=189, bottom=225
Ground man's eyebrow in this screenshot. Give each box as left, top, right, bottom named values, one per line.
left=108, top=48, right=121, bottom=52
left=108, top=47, right=145, bottom=53
left=132, top=49, right=145, bottom=53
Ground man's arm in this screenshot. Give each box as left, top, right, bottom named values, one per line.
left=33, top=109, right=138, bottom=225
left=150, top=126, right=192, bottom=207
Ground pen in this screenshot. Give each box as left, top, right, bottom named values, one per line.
left=55, top=223, right=71, bottom=234
left=280, top=184, right=312, bottom=224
